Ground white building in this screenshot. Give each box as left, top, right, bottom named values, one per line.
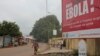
left=24, top=36, right=34, bottom=43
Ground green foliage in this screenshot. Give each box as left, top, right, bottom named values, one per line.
left=30, top=15, right=61, bottom=42
left=0, top=21, right=22, bottom=37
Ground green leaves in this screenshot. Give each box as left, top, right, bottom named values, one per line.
left=30, top=15, right=61, bottom=42
left=0, top=21, right=22, bottom=37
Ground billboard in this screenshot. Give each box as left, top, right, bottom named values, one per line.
left=62, top=0, right=100, bottom=38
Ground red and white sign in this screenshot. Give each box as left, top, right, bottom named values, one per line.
left=62, top=0, right=100, bottom=32
left=66, top=28, right=100, bottom=38
left=62, top=0, right=100, bottom=38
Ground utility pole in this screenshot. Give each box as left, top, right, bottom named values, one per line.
left=46, top=0, right=48, bottom=15
left=46, top=0, right=49, bottom=42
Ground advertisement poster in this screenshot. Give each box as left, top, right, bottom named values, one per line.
left=62, top=0, right=100, bottom=38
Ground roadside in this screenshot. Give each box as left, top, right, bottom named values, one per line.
left=39, top=47, right=72, bottom=54
left=0, top=43, right=49, bottom=56
left=36, top=47, right=72, bottom=56
left=38, top=43, right=50, bottom=53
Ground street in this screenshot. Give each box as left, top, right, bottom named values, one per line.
left=0, top=43, right=48, bottom=56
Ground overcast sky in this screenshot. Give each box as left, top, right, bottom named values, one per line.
left=0, top=0, right=62, bottom=36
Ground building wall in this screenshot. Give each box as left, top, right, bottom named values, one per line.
left=95, top=39, right=100, bottom=56
left=49, top=38, right=63, bottom=48
left=0, top=37, right=3, bottom=47
left=67, top=39, right=79, bottom=50
left=87, top=39, right=96, bottom=56
left=66, top=38, right=100, bottom=56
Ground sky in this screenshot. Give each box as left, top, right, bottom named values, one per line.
left=0, top=0, right=62, bottom=36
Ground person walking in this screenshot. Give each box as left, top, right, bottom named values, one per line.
left=60, top=39, right=66, bottom=49
left=32, top=40, right=39, bottom=55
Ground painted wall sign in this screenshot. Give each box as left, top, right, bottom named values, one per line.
left=62, top=0, right=100, bottom=32
left=78, top=40, right=87, bottom=56
left=65, top=28, right=100, bottom=38
left=62, top=0, right=100, bottom=38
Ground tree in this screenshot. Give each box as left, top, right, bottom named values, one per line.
left=0, top=21, right=22, bottom=37
left=30, top=15, right=61, bottom=42
left=0, top=21, right=22, bottom=47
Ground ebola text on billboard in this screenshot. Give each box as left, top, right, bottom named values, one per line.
left=62, top=0, right=100, bottom=32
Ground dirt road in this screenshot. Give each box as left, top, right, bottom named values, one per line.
left=0, top=43, right=48, bottom=56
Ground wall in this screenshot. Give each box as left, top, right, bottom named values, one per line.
left=66, top=38, right=100, bottom=56
left=0, top=37, right=3, bottom=47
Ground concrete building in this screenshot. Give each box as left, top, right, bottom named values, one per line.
left=0, top=36, right=3, bottom=47
left=65, top=38, right=100, bottom=56
left=24, top=36, right=34, bottom=43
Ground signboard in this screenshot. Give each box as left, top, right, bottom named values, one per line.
left=78, top=40, right=87, bottom=56
left=62, top=0, right=100, bottom=32
left=62, top=0, right=100, bottom=38
left=53, top=29, right=57, bottom=35
left=66, top=28, right=100, bottom=38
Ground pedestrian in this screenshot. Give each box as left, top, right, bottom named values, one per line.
left=32, top=40, right=39, bottom=55
left=62, top=39, right=66, bottom=47
left=60, top=39, right=66, bottom=49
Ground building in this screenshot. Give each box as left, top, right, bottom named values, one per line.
left=49, top=37, right=63, bottom=48
left=62, top=0, right=100, bottom=56
left=0, top=36, right=3, bottom=47
left=24, top=36, right=34, bottom=43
